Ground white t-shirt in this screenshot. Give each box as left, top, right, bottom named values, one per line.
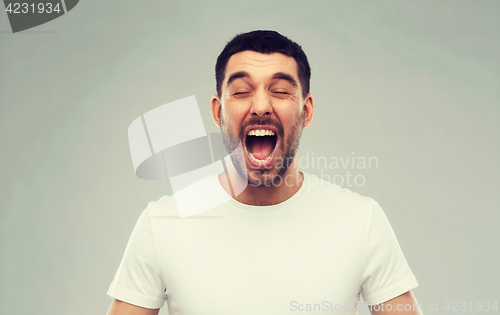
left=107, top=172, right=418, bottom=314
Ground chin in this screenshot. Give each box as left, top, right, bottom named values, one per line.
left=246, top=169, right=279, bottom=187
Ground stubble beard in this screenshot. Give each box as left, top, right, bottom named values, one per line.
left=219, top=110, right=305, bottom=188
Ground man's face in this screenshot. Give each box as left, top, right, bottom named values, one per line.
left=213, top=50, right=313, bottom=187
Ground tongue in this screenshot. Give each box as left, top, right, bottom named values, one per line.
left=251, top=137, right=274, bottom=160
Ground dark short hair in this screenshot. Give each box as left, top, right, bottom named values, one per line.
left=215, top=30, right=311, bottom=100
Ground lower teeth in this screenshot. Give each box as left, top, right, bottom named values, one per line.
left=250, top=152, right=272, bottom=162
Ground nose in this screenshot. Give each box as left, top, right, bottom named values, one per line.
left=250, top=89, right=273, bottom=117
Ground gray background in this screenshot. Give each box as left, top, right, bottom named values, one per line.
left=1, top=1, right=498, bottom=314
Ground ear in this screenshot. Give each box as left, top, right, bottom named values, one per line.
left=302, top=93, right=314, bottom=127
left=211, top=94, right=222, bottom=127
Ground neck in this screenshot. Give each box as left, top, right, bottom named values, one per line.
left=218, top=161, right=304, bottom=206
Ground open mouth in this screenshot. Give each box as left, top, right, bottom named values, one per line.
left=245, top=128, right=278, bottom=166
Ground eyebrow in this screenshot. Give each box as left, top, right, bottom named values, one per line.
left=226, top=71, right=250, bottom=88
left=271, top=72, right=298, bottom=89
left=225, top=71, right=299, bottom=89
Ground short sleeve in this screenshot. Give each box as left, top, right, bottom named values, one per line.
left=107, top=207, right=166, bottom=309
left=359, top=200, right=419, bottom=305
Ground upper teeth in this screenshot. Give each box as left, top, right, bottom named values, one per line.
left=247, top=129, right=275, bottom=136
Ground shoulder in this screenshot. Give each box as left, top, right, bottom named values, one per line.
left=143, top=194, right=179, bottom=218
left=144, top=174, right=223, bottom=218
left=302, top=172, right=378, bottom=219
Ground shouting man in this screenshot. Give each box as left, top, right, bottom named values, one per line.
left=106, top=30, right=422, bottom=315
